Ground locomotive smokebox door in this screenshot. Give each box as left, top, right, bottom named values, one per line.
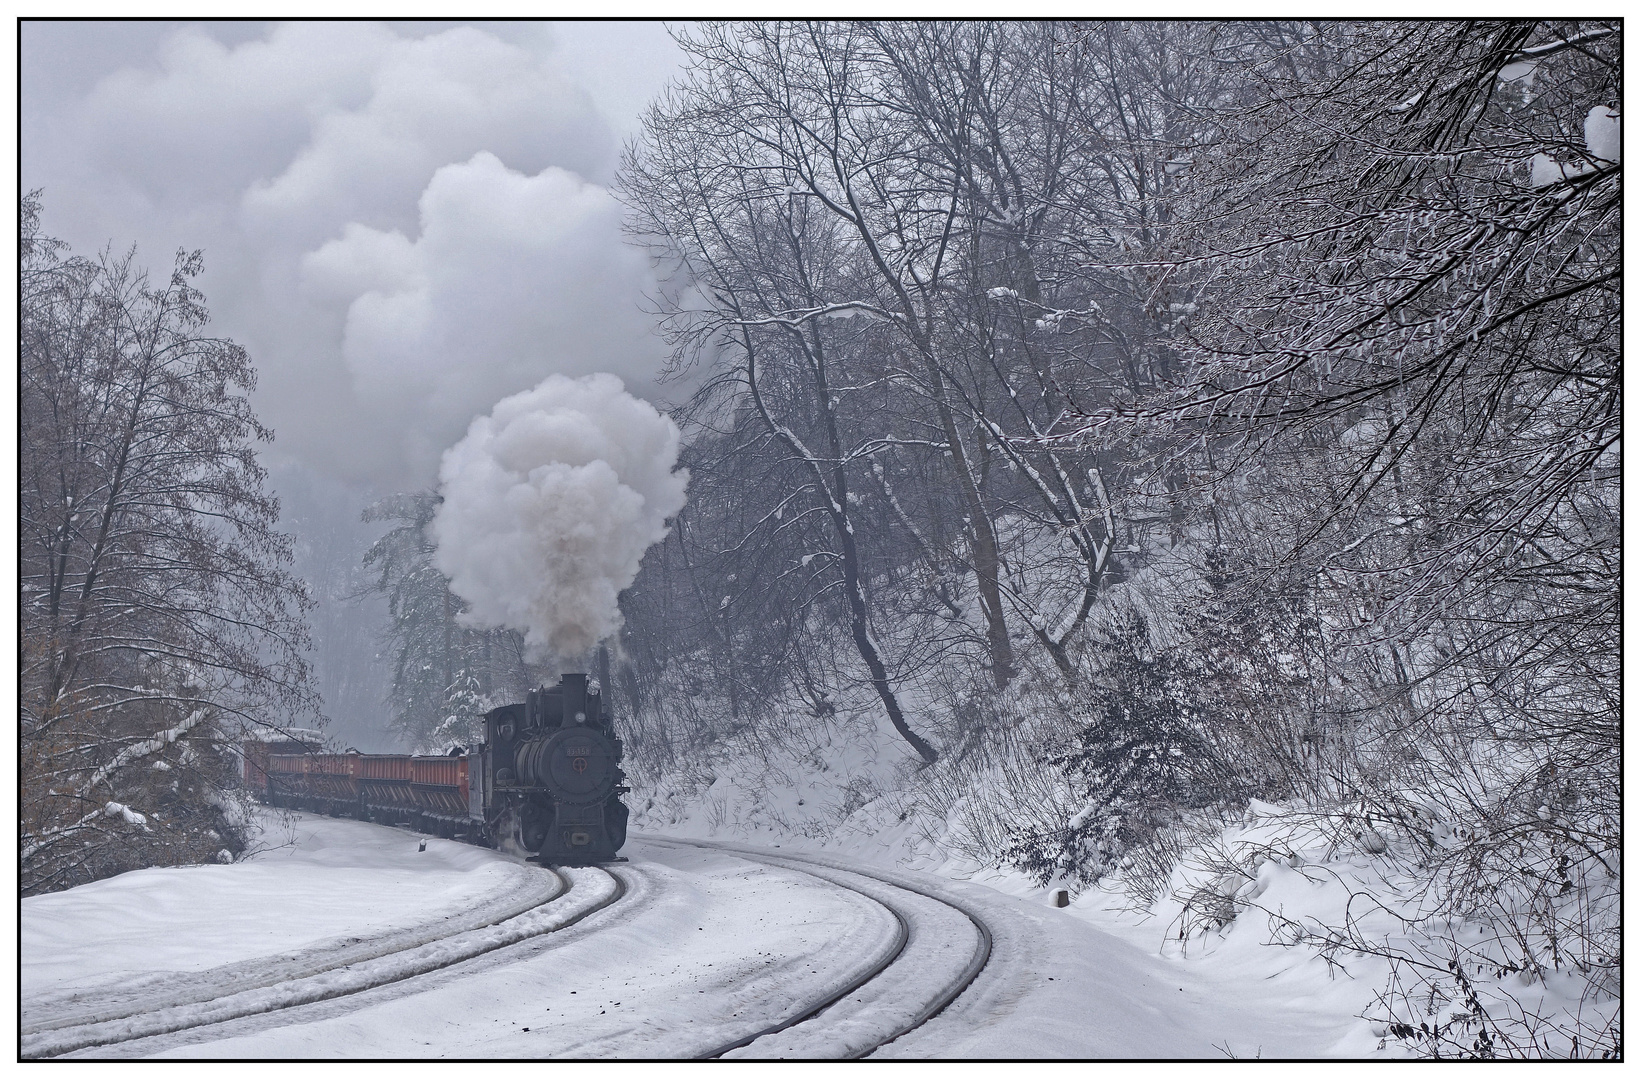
left=525, top=728, right=617, bottom=805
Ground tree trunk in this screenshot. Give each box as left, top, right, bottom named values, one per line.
left=837, top=515, right=939, bottom=764
left=743, top=331, right=939, bottom=763
left=926, top=363, right=1015, bottom=688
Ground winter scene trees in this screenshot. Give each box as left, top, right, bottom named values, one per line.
left=19, top=19, right=1619, bottom=1059
left=20, top=195, right=319, bottom=893
left=614, top=20, right=1620, bottom=1057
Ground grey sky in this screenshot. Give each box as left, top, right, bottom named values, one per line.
left=22, top=20, right=689, bottom=490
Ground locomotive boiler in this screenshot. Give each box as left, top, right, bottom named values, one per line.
left=246, top=673, right=629, bottom=865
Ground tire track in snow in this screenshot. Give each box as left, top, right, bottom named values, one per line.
left=24, top=866, right=628, bottom=1060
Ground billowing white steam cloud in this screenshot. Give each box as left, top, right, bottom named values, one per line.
left=430, top=374, right=688, bottom=663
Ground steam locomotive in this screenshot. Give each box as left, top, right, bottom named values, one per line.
left=242, top=673, right=629, bottom=864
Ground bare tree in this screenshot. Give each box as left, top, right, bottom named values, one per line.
left=1050, top=21, right=1620, bottom=1052
left=20, top=195, right=319, bottom=894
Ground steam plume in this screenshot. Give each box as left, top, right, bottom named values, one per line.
left=431, top=373, right=687, bottom=662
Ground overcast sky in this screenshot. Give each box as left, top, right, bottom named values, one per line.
left=22, top=20, right=689, bottom=490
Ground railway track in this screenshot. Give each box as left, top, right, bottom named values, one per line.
left=24, top=855, right=567, bottom=1037
left=23, top=861, right=631, bottom=1060
left=29, top=831, right=998, bottom=1060
left=644, top=837, right=995, bottom=1060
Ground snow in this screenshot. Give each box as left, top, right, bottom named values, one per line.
left=241, top=726, right=327, bottom=743
left=1529, top=153, right=1584, bottom=187
left=1529, top=108, right=1618, bottom=188
left=691, top=844, right=983, bottom=1059
left=26, top=784, right=1612, bottom=1057
left=1584, top=105, right=1620, bottom=163
left=103, top=801, right=148, bottom=826
left=624, top=712, right=1492, bottom=1059
left=46, top=834, right=906, bottom=1059
left=80, top=709, right=207, bottom=794
left=1498, top=59, right=1538, bottom=87
left=820, top=304, right=885, bottom=322
left=24, top=813, right=541, bottom=1004
left=19, top=806, right=1361, bottom=1059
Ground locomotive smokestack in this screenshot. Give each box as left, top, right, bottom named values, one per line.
left=562, top=673, right=590, bottom=725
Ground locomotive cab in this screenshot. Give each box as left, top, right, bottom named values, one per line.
left=483, top=674, right=629, bottom=864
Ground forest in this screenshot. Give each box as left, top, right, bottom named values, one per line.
left=19, top=20, right=1618, bottom=1057
left=20, top=195, right=318, bottom=892
left=610, top=21, right=1621, bottom=1056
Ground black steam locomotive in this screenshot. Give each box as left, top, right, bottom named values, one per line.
left=246, top=673, right=629, bottom=865
left=481, top=673, right=629, bottom=863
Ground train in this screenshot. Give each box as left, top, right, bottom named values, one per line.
left=242, top=673, right=629, bottom=864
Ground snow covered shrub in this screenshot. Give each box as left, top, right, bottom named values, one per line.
left=911, top=684, right=1085, bottom=870
left=1366, top=943, right=1622, bottom=1059
left=21, top=698, right=258, bottom=895
left=1320, top=737, right=1622, bottom=1058
left=1001, top=607, right=1251, bottom=895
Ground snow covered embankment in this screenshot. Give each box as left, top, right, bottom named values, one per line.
left=627, top=707, right=1618, bottom=1058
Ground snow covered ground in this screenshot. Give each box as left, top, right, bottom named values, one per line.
left=25, top=813, right=543, bottom=999
left=21, top=807, right=1401, bottom=1059
left=627, top=715, right=1408, bottom=1058
left=628, top=712, right=1619, bottom=1060
left=640, top=824, right=1380, bottom=1058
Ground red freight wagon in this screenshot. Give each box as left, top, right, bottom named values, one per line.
left=252, top=745, right=481, bottom=841
left=305, top=754, right=362, bottom=817
left=239, top=730, right=323, bottom=795
left=410, top=757, right=470, bottom=831
left=356, top=755, right=414, bottom=825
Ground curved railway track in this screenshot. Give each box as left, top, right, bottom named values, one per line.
left=28, top=831, right=999, bottom=1060
left=23, top=862, right=631, bottom=1060
left=644, top=837, right=995, bottom=1060
left=24, top=858, right=567, bottom=1036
